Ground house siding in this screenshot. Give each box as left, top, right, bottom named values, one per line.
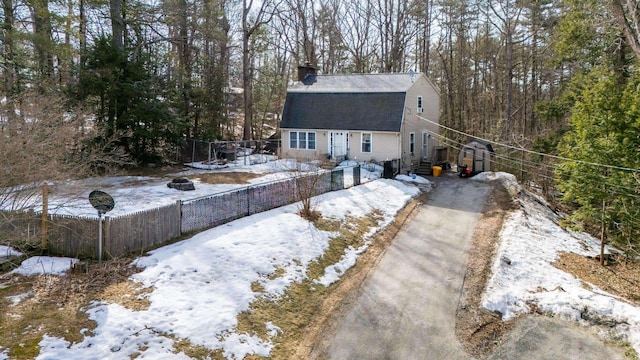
left=279, top=73, right=440, bottom=168
left=281, top=129, right=400, bottom=163
left=401, top=75, right=441, bottom=168
left=349, top=132, right=400, bottom=162
left=281, top=129, right=326, bottom=160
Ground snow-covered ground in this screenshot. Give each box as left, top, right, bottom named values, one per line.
left=4, top=170, right=640, bottom=358
left=6, top=158, right=368, bottom=218
left=10, top=256, right=78, bottom=276
left=0, top=245, right=23, bottom=259
left=474, top=172, right=640, bottom=353
left=1, top=163, right=427, bottom=360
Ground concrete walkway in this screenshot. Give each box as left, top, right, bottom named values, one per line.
left=311, top=175, right=628, bottom=360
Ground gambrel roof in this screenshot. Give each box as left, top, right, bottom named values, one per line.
left=280, top=92, right=405, bottom=132
left=281, top=73, right=424, bottom=132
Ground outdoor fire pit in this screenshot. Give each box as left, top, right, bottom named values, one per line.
left=167, top=178, right=195, bottom=191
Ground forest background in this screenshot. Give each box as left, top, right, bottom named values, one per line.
left=1, top=0, right=640, bottom=257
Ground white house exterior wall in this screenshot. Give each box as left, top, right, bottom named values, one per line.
left=401, top=75, right=441, bottom=168
left=281, top=129, right=401, bottom=162
left=280, top=128, right=326, bottom=160
left=349, top=132, right=400, bottom=162
left=280, top=73, right=440, bottom=168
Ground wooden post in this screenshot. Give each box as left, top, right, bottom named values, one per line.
left=41, top=183, right=48, bottom=249
left=98, top=214, right=103, bottom=263
left=104, top=216, right=111, bottom=259
left=600, top=198, right=606, bottom=266
left=176, top=200, right=182, bottom=235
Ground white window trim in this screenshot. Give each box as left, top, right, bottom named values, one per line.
left=409, top=132, right=415, bottom=155
left=361, top=132, right=372, bottom=153
left=417, top=96, right=424, bottom=113
left=289, top=131, right=316, bottom=150
left=307, top=131, right=316, bottom=150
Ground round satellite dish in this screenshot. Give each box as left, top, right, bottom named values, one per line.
left=89, top=190, right=115, bottom=215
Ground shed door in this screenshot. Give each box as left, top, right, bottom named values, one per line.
left=474, top=152, right=484, bottom=172
left=330, top=132, right=347, bottom=159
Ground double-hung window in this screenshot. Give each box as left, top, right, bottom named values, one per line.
left=409, top=132, right=415, bottom=155
left=361, top=133, right=372, bottom=153
left=289, top=131, right=316, bottom=150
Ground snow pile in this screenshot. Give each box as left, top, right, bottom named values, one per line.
left=471, top=171, right=521, bottom=196
left=0, top=245, right=23, bottom=259
left=11, top=256, right=78, bottom=276
left=481, top=178, right=640, bottom=353
left=33, top=179, right=419, bottom=359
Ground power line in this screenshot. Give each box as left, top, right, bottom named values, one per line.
left=424, top=128, right=640, bottom=196
left=417, top=115, right=640, bottom=173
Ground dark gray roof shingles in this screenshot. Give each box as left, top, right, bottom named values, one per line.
left=280, top=92, right=405, bottom=132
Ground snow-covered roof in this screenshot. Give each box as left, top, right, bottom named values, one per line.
left=288, top=72, right=424, bottom=93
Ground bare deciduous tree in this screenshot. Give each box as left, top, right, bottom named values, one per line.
left=242, top=0, right=282, bottom=141
left=0, top=89, right=130, bottom=250
left=611, top=0, right=640, bottom=60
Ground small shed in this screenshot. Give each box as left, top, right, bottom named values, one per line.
left=458, top=140, right=494, bottom=174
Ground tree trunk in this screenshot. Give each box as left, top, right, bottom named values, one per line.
left=79, top=0, right=86, bottom=68
left=30, top=0, right=54, bottom=80
left=242, top=29, right=253, bottom=141
left=178, top=0, right=192, bottom=136
left=611, top=0, right=640, bottom=60
left=109, top=0, right=125, bottom=51
left=2, top=0, right=17, bottom=126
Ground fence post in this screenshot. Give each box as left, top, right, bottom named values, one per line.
left=103, top=216, right=111, bottom=260
left=247, top=187, right=252, bottom=216
left=41, top=183, right=48, bottom=249
left=354, top=165, right=361, bottom=186
left=176, top=200, right=182, bottom=235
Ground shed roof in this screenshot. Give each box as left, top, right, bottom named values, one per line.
left=465, top=139, right=495, bottom=153
left=280, top=92, right=405, bottom=132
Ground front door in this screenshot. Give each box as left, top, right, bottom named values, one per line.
left=422, top=132, right=429, bottom=159
left=330, top=132, right=348, bottom=160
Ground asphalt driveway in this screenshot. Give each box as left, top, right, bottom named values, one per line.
left=310, top=175, right=627, bottom=360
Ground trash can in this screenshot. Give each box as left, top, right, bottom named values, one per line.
left=432, top=166, right=442, bottom=177
left=383, top=161, right=394, bottom=179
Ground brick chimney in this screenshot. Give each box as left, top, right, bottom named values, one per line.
left=297, top=62, right=317, bottom=81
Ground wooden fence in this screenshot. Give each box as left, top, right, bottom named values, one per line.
left=103, top=205, right=181, bottom=258
left=1, top=167, right=358, bottom=260
left=1, top=212, right=98, bottom=258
